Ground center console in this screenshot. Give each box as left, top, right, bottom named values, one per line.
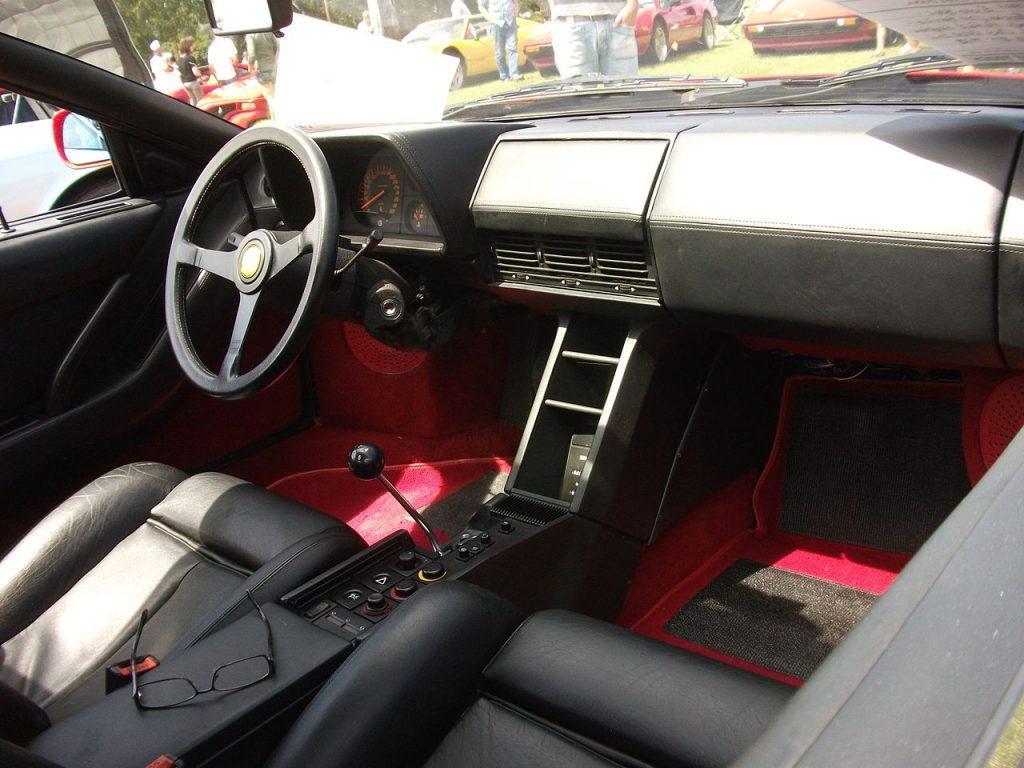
left=24, top=310, right=698, bottom=768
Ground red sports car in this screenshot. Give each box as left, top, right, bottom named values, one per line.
left=743, top=0, right=878, bottom=54
left=524, top=0, right=718, bottom=75
left=194, top=76, right=270, bottom=129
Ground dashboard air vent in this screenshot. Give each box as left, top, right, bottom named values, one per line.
left=489, top=233, right=657, bottom=300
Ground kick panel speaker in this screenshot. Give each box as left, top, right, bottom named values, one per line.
left=980, top=375, right=1024, bottom=468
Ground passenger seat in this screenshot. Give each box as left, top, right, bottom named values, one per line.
left=268, top=582, right=793, bottom=768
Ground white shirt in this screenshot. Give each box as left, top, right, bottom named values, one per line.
left=451, top=0, right=472, bottom=16
left=208, top=36, right=238, bottom=82
left=357, top=20, right=373, bottom=33
left=151, top=53, right=183, bottom=94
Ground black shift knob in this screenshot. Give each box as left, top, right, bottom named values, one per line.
left=349, top=444, right=385, bottom=480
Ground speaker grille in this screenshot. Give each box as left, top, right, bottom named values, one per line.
left=980, top=375, right=1024, bottom=468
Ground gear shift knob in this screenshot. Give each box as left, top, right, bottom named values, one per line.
left=347, top=443, right=445, bottom=557
left=348, top=444, right=385, bottom=480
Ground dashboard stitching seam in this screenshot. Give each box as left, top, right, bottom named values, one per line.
left=652, top=223, right=992, bottom=252
left=650, top=216, right=991, bottom=241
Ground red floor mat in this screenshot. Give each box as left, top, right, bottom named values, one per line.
left=268, top=457, right=512, bottom=549
left=627, top=530, right=907, bottom=686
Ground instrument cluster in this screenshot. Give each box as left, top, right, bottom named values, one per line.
left=342, top=148, right=440, bottom=240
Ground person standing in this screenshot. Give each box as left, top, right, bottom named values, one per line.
left=177, top=37, right=203, bottom=105
left=207, top=34, right=239, bottom=85
left=478, top=0, right=520, bottom=81
left=451, top=0, right=472, bottom=16
left=246, top=31, right=278, bottom=117
left=357, top=10, right=375, bottom=33
left=548, top=0, right=639, bottom=78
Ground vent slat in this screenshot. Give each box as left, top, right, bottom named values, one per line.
left=489, top=232, right=658, bottom=300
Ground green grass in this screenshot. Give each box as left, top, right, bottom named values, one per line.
left=447, top=36, right=906, bottom=107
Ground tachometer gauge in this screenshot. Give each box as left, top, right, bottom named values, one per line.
left=355, top=161, right=402, bottom=226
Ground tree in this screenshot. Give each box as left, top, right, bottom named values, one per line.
left=116, top=0, right=212, bottom=61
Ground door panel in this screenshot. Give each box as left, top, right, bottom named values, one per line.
left=0, top=195, right=187, bottom=495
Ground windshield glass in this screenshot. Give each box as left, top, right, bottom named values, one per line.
left=2, top=0, right=1024, bottom=124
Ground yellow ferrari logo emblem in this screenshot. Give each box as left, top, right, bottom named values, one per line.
left=238, top=241, right=265, bottom=282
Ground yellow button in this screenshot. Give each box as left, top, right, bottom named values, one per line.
left=239, top=241, right=264, bottom=281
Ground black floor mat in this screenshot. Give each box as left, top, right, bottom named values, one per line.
left=779, top=389, right=970, bottom=554
left=664, top=560, right=877, bottom=680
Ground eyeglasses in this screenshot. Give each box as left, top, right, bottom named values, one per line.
left=131, top=590, right=275, bottom=710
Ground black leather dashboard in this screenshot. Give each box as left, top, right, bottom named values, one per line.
left=464, top=106, right=1024, bottom=367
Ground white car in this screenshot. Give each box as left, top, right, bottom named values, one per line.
left=0, top=90, right=117, bottom=222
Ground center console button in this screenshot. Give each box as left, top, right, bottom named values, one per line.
left=392, top=579, right=417, bottom=599
left=333, top=584, right=368, bottom=609
left=361, top=571, right=399, bottom=592
left=303, top=599, right=335, bottom=619
left=419, top=560, right=446, bottom=582
left=395, top=550, right=419, bottom=572
left=365, top=593, right=387, bottom=613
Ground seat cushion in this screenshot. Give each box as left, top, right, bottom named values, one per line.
left=474, top=610, right=795, bottom=768
left=0, top=464, right=365, bottom=725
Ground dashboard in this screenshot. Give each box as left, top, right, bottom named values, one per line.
left=310, top=106, right=1024, bottom=370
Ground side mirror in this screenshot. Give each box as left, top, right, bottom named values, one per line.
left=52, top=110, right=111, bottom=170
left=204, top=0, right=292, bottom=36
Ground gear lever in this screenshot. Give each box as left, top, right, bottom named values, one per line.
left=348, top=444, right=444, bottom=557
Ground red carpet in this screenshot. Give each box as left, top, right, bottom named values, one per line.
left=267, top=457, right=512, bottom=549
left=618, top=377, right=962, bottom=686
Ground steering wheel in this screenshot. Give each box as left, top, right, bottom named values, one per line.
left=165, top=125, right=337, bottom=399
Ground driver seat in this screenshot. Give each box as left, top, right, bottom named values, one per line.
left=0, top=462, right=365, bottom=737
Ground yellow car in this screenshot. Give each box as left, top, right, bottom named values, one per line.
left=402, top=14, right=541, bottom=89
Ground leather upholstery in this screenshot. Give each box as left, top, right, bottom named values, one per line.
left=268, top=581, right=793, bottom=768
left=0, top=462, right=186, bottom=644
left=481, top=610, right=793, bottom=768
left=267, top=581, right=524, bottom=768
left=0, top=463, right=365, bottom=727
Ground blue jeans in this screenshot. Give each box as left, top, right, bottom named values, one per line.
left=552, top=17, right=638, bottom=78
left=492, top=21, right=519, bottom=80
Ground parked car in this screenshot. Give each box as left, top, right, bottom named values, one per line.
left=0, top=90, right=117, bottom=221
left=402, top=14, right=542, bottom=89
left=742, top=0, right=878, bottom=54
left=523, top=0, right=717, bottom=75
left=196, top=75, right=270, bottom=128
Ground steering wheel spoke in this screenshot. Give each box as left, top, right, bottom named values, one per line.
left=175, top=240, right=237, bottom=283
left=219, top=291, right=260, bottom=383
left=269, top=221, right=317, bottom=279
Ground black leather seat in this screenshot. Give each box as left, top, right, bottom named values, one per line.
left=268, top=581, right=794, bottom=768
left=0, top=462, right=365, bottom=734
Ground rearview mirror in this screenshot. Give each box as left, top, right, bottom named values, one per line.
left=205, top=0, right=292, bottom=35
left=52, top=110, right=111, bottom=169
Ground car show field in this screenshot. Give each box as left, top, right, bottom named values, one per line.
left=448, top=34, right=904, bottom=105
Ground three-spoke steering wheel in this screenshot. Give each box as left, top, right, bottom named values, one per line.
left=165, top=125, right=338, bottom=399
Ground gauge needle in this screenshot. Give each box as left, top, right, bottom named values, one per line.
left=360, top=189, right=387, bottom=210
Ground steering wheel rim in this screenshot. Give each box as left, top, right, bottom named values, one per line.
left=165, top=124, right=337, bottom=399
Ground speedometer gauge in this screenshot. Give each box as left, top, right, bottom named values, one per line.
left=355, top=161, right=402, bottom=226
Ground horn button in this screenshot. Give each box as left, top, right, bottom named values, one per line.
left=234, top=232, right=273, bottom=292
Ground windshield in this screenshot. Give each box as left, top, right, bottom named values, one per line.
left=2, top=0, right=1024, bottom=124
